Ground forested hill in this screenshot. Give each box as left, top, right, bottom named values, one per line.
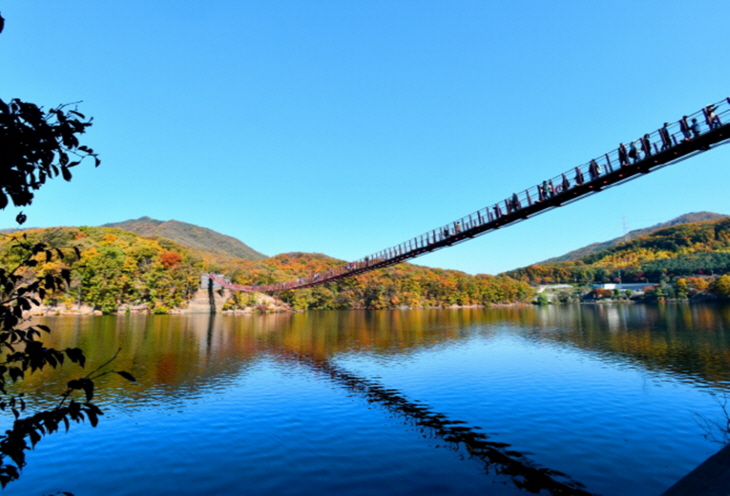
left=504, top=216, right=730, bottom=284
left=225, top=252, right=533, bottom=310
left=0, top=226, right=533, bottom=314
left=539, top=212, right=726, bottom=264
left=102, top=216, right=266, bottom=261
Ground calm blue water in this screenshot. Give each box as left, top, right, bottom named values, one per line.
left=5, top=304, right=730, bottom=495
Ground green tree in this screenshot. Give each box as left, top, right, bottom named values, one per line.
left=711, top=274, right=730, bottom=299
left=556, top=290, right=572, bottom=304
left=77, top=245, right=132, bottom=313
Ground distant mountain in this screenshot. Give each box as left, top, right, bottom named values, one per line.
left=539, top=212, right=727, bottom=264
left=102, top=217, right=267, bottom=261
left=504, top=215, right=730, bottom=284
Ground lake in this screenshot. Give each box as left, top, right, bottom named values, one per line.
left=5, top=303, right=730, bottom=495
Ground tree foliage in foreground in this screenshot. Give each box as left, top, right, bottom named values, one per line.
left=1, top=94, right=134, bottom=488
left=0, top=98, right=99, bottom=224
left=0, top=240, right=134, bottom=486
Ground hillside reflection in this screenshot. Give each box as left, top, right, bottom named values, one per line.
left=20, top=303, right=730, bottom=409
left=525, top=304, right=730, bottom=387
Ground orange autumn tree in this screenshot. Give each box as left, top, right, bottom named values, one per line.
left=160, top=250, right=183, bottom=268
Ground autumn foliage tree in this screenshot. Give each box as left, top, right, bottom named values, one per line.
left=221, top=253, right=534, bottom=311
left=505, top=218, right=730, bottom=285
left=0, top=227, right=205, bottom=315
left=710, top=274, right=730, bottom=299
left=160, top=250, right=183, bottom=268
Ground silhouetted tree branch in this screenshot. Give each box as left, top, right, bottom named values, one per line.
left=0, top=14, right=134, bottom=488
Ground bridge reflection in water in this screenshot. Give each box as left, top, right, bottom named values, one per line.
left=275, top=349, right=596, bottom=496
left=14, top=305, right=730, bottom=495
left=25, top=305, right=730, bottom=402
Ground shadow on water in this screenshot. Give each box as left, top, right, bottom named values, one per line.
left=273, top=348, right=598, bottom=496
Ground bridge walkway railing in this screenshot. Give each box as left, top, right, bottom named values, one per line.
left=210, top=98, right=730, bottom=293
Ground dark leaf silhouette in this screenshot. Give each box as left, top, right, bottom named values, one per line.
left=116, top=371, right=136, bottom=382
left=81, top=379, right=94, bottom=402
left=0, top=79, right=127, bottom=490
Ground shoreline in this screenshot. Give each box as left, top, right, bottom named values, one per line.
left=26, top=301, right=537, bottom=317
left=24, top=291, right=720, bottom=318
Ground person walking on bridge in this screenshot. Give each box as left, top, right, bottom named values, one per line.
left=618, top=143, right=629, bottom=166
left=510, top=193, right=521, bottom=211
left=561, top=173, right=570, bottom=191
left=680, top=117, right=692, bottom=141
left=574, top=166, right=584, bottom=186
left=660, top=123, right=672, bottom=150
left=628, top=141, right=639, bottom=163
left=641, top=134, right=652, bottom=159
left=542, top=181, right=553, bottom=199
left=691, top=118, right=701, bottom=138
left=589, top=160, right=600, bottom=181
left=707, top=104, right=722, bottom=129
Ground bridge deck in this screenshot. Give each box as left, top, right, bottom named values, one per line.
left=210, top=98, right=730, bottom=292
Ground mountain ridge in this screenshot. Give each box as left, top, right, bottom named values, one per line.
left=101, top=216, right=267, bottom=261
left=538, top=212, right=726, bottom=264
left=504, top=214, right=730, bottom=284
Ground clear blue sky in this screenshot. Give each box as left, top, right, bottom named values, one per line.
left=2, top=1, right=729, bottom=275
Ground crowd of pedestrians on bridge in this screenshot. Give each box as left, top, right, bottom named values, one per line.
left=217, top=100, right=729, bottom=293
left=336, top=100, right=729, bottom=285
left=514, top=101, right=727, bottom=214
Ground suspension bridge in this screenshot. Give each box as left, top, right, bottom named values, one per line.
left=208, top=98, right=730, bottom=293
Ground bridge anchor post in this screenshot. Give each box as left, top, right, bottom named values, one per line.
left=207, top=276, right=216, bottom=314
